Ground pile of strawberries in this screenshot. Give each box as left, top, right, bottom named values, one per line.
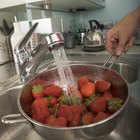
left=30, top=76, right=122, bottom=127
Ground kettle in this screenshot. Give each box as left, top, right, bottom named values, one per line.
left=83, top=20, right=105, bottom=50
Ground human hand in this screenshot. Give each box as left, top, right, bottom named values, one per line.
left=106, top=26, right=136, bottom=56
left=105, top=7, right=140, bottom=56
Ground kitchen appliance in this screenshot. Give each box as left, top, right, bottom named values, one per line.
left=76, top=28, right=86, bottom=45
left=83, top=20, right=105, bottom=52
left=1, top=63, right=129, bottom=140
left=64, top=31, right=75, bottom=49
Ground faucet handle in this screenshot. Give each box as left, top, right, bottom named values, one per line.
left=18, top=32, right=64, bottom=83
left=14, top=23, right=39, bottom=65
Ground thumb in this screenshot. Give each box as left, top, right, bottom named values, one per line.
left=115, top=38, right=127, bottom=56
left=124, top=36, right=135, bottom=53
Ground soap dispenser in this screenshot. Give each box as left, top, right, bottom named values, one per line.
left=10, top=16, right=24, bottom=63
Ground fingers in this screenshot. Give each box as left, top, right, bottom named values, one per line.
left=105, top=31, right=118, bottom=54
left=115, top=36, right=135, bottom=56
left=124, top=36, right=136, bottom=53
left=106, top=29, right=135, bottom=56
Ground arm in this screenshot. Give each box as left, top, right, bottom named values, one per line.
left=106, top=7, right=140, bottom=56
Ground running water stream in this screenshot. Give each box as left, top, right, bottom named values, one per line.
left=52, top=47, right=80, bottom=104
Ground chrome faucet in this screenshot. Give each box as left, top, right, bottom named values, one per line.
left=14, top=23, right=64, bottom=83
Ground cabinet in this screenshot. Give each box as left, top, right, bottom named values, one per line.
left=0, top=0, right=105, bottom=12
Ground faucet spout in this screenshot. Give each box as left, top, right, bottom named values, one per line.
left=15, top=32, right=64, bottom=83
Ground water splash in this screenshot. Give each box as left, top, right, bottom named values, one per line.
left=52, top=47, right=80, bottom=103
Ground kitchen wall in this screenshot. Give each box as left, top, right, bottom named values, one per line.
left=52, top=11, right=75, bottom=32
left=85, top=0, right=140, bottom=29
left=6, top=0, right=140, bottom=32
left=17, top=12, right=28, bottom=21
left=50, top=0, right=140, bottom=31
left=16, top=10, right=75, bottom=32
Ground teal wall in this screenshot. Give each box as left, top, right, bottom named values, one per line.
left=52, top=11, right=76, bottom=32
left=16, top=0, right=140, bottom=32
left=85, top=0, right=140, bottom=29
left=51, top=0, right=140, bottom=31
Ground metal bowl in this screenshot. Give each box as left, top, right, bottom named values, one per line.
left=17, top=64, right=129, bottom=140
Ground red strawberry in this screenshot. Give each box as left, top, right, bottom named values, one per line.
left=56, top=105, right=73, bottom=123
left=80, top=82, right=96, bottom=98
left=77, top=76, right=89, bottom=89
left=31, top=98, right=50, bottom=123
left=50, top=103, right=60, bottom=116
left=90, top=97, right=107, bottom=113
left=32, top=84, right=45, bottom=99
left=84, top=95, right=95, bottom=108
left=54, top=117, right=67, bottom=127
left=45, top=116, right=56, bottom=125
left=50, top=96, right=57, bottom=106
left=93, top=112, right=109, bottom=123
left=81, top=112, right=95, bottom=125
left=45, top=116, right=67, bottom=127
left=45, top=85, right=62, bottom=98
left=70, top=104, right=86, bottom=115
left=21, top=85, right=34, bottom=104
left=46, top=96, right=57, bottom=107
left=104, top=91, right=113, bottom=100
left=68, top=113, right=81, bottom=127
left=107, top=98, right=123, bottom=113
left=95, top=80, right=111, bottom=92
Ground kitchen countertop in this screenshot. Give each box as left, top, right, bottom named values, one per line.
left=0, top=45, right=140, bottom=84
left=65, top=45, right=140, bottom=56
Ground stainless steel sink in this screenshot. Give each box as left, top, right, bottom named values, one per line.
left=0, top=54, right=140, bottom=140
left=0, top=86, right=140, bottom=140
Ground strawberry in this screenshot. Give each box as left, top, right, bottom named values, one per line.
left=59, top=95, right=69, bottom=105
left=108, top=98, right=123, bottom=113
left=56, top=104, right=73, bottom=123
left=50, top=97, right=57, bottom=106
left=50, top=103, right=60, bottom=116
left=45, top=85, right=62, bottom=98
left=84, top=95, right=95, bottom=108
left=70, top=104, right=86, bottom=115
left=90, top=97, right=107, bottom=113
left=95, top=80, right=111, bottom=92
left=31, top=98, right=50, bottom=123
left=93, top=112, right=109, bottom=123
left=68, top=113, right=81, bottom=127
left=71, top=95, right=82, bottom=105
left=54, top=117, right=67, bottom=127
left=46, top=96, right=57, bottom=107
left=103, top=91, right=113, bottom=100
left=45, top=116, right=67, bottom=127
left=80, top=82, right=96, bottom=98
left=45, top=116, right=56, bottom=125
left=32, top=84, right=45, bottom=99
left=81, top=112, right=95, bottom=125
left=21, top=85, right=34, bottom=104
left=77, top=76, right=89, bottom=89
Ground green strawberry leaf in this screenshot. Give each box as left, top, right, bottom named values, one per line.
left=108, top=98, right=122, bottom=111
left=32, top=84, right=43, bottom=94
left=84, top=95, right=95, bottom=107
